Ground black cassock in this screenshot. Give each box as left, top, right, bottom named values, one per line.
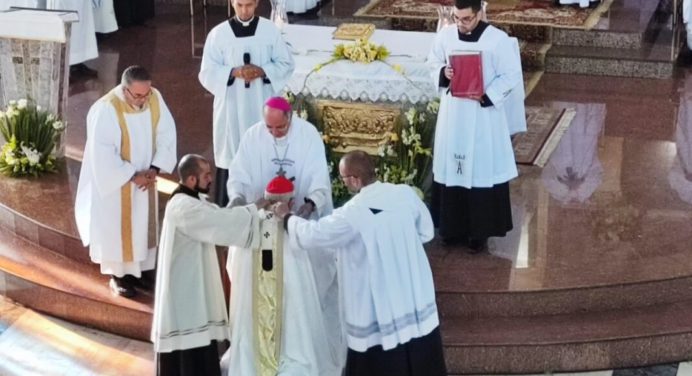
left=114, top=0, right=155, bottom=27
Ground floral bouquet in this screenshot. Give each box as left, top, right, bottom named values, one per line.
left=0, top=99, right=66, bottom=177
left=333, top=38, right=389, bottom=64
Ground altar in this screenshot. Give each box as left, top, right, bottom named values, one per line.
left=283, top=24, right=438, bottom=104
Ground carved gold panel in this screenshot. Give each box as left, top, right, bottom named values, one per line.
left=316, top=100, right=400, bottom=155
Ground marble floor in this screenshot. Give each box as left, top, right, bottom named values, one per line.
left=0, top=294, right=690, bottom=375
left=3, top=0, right=691, bottom=374
left=0, top=296, right=152, bottom=376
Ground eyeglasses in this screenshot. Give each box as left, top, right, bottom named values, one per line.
left=453, top=12, right=478, bottom=25
left=125, top=86, right=152, bottom=100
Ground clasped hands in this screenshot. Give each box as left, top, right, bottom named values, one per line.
left=131, top=168, right=158, bottom=191
left=233, top=64, right=265, bottom=85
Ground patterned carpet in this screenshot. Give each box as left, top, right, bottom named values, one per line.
left=356, top=0, right=614, bottom=29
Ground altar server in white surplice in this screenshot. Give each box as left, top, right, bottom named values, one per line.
left=153, top=154, right=262, bottom=376
left=47, top=0, right=98, bottom=66
left=93, top=0, right=118, bottom=34
left=274, top=151, right=447, bottom=376
left=221, top=97, right=344, bottom=376
left=198, top=0, right=294, bottom=206
left=75, top=66, right=177, bottom=298
left=0, top=0, right=37, bottom=10
left=427, top=0, right=522, bottom=253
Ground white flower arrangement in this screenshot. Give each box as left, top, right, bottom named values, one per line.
left=0, top=99, right=66, bottom=177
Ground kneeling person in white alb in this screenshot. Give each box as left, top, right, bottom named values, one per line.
left=152, top=154, right=264, bottom=376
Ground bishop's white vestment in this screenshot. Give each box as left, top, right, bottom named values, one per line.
left=75, top=85, right=177, bottom=277
left=47, top=0, right=98, bottom=65
left=223, top=117, right=345, bottom=376
left=428, top=24, right=521, bottom=189
left=152, top=191, right=260, bottom=353
left=198, top=17, right=295, bottom=169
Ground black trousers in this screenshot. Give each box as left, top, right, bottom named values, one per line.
left=156, top=341, right=220, bottom=376
left=114, top=0, right=155, bottom=27
left=345, top=327, right=447, bottom=376
left=431, top=180, right=513, bottom=241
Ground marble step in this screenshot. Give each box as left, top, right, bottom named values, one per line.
left=442, top=299, right=692, bottom=374
left=545, top=43, right=676, bottom=78
left=435, top=275, right=692, bottom=318
left=0, top=225, right=152, bottom=341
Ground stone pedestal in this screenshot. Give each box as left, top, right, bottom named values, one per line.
left=0, top=8, right=77, bottom=118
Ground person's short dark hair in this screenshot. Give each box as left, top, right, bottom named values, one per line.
left=177, top=154, right=208, bottom=182
left=455, top=0, right=482, bottom=12
left=341, top=150, right=376, bottom=182
left=121, top=65, right=151, bottom=87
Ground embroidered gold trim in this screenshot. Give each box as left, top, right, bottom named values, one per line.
left=252, top=217, right=284, bottom=376
left=105, top=87, right=161, bottom=262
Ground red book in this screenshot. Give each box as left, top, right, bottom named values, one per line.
left=448, top=51, right=484, bottom=98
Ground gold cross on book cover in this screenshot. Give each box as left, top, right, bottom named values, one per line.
left=333, top=23, right=376, bottom=40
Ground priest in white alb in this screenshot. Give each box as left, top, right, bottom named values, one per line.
left=427, top=0, right=522, bottom=253
left=153, top=154, right=263, bottom=376
left=198, top=0, right=294, bottom=205
left=274, top=151, right=447, bottom=376
left=75, top=65, right=177, bottom=298
left=221, top=96, right=344, bottom=376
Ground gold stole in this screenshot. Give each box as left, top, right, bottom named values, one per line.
left=253, top=211, right=284, bottom=376
left=104, top=88, right=160, bottom=262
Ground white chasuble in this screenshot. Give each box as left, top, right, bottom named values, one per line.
left=47, top=0, right=98, bottom=65
left=223, top=118, right=344, bottom=376
left=75, top=85, right=177, bottom=277
left=199, top=17, right=295, bottom=169
left=428, top=25, right=521, bottom=188
left=152, top=194, right=260, bottom=353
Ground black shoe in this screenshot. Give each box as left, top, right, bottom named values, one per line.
left=123, top=272, right=155, bottom=291
left=110, top=276, right=136, bottom=298
left=70, top=63, right=98, bottom=77
left=466, top=237, right=488, bottom=254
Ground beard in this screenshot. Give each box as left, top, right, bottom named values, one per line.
left=195, top=182, right=210, bottom=194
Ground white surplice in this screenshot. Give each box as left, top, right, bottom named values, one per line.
left=74, top=85, right=177, bottom=277
left=152, top=192, right=260, bottom=353
left=285, top=0, right=318, bottom=14
left=47, top=0, right=98, bottom=64
left=223, top=117, right=344, bottom=376
left=669, top=75, right=692, bottom=204
left=428, top=24, right=521, bottom=188
left=287, top=181, right=439, bottom=352
left=0, top=0, right=38, bottom=10
left=93, top=0, right=117, bottom=34
left=198, top=17, right=295, bottom=169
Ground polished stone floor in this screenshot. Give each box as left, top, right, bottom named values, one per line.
left=61, top=3, right=692, bottom=294
left=0, top=296, right=152, bottom=375
left=2, top=1, right=687, bottom=374
left=0, top=293, right=690, bottom=375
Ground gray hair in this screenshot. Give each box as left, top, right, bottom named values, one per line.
left=120, top=65, right=151, bottom=87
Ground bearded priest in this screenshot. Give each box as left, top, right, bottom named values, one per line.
left=153, top=154, right=263, bottom=376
